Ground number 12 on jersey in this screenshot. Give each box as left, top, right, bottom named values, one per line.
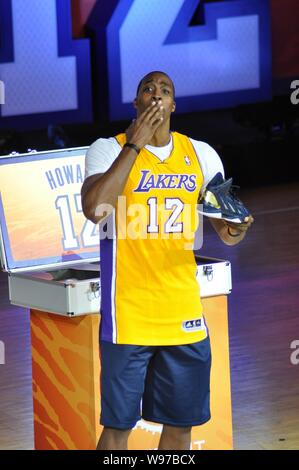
left=147, top=197, right=184, bottom=234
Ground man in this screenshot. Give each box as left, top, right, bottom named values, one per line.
left=81, top=71, right=253, bottom=450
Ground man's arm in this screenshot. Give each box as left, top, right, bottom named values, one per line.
left=81, top=101, right=164, bottom=224
left=81, top=146, right=138, bottom=224
left=209, top=216, right=254, bottom=246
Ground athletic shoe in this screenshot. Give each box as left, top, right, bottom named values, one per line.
left=198, top=172, right=250, bottom=223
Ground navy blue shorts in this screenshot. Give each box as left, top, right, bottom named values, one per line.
left=99, top=337, right=211, bottom=429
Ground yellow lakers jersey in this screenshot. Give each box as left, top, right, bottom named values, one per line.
left=100, top=132, right=208, bottom=345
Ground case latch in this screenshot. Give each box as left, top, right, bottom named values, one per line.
left=89, top=282, right=100, bottom=299
left=203, top=265, right=213, bottom=281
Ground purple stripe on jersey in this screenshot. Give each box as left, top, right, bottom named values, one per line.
left=99, top=224, right=114, bottom=342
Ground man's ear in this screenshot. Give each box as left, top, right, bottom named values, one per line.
left=171, top=101, right=176, bottom=113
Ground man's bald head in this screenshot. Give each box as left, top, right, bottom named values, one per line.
left=136, top=71, right=175, bottom=98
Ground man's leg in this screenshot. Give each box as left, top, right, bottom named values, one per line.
left=98, top=342, right=155, bottom=450
left=143, top=338, right=211, bottom=450
left=158, top=425, right=192, bottom=450
left=96, top=427, right=132, bottom=450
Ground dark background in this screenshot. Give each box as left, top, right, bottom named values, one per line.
left=1, top=0, right=299, bottom=188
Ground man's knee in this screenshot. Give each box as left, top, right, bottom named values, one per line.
left=103, top=426, right=132, bottom=438
left=162, top=425, right=192, bottom=440
left=97, top=426, right=133, bottom=450
left=159, top=424, right=192, bottom=450
left=100, top=426, right=133, bottom=444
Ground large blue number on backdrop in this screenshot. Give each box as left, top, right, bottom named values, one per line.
left=106, top=0, right=271, bottom=119
left=0, top=0, right=92, bottom=129
left=0, top=0, right=272, bottom=126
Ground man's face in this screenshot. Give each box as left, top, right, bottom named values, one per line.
left=134, top=73, right=176, bottom=119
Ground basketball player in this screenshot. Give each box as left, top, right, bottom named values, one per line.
left=81, top=71, right=253, bottom=450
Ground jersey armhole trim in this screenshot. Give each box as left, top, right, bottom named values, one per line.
left=188, top=138, right=204, bottom=192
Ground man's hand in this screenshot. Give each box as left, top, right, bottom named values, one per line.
left=225, top=215, right=254, bottom=236
left=209, top=215, right=254, bottom=245
left=126, top=101, right=164, bottom=149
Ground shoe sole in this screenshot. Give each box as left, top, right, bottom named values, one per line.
left=222, top=215, right=244, bottom=224
left=197, top=209, right=222, bottom=219
left=198, top=209, right=244, bottom=224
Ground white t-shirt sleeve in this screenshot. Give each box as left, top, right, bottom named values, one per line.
left=189, top=138, right=225, bottom=193
left=84, top=137, right=122, bottom=179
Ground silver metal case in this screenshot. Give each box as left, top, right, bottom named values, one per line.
left=1, top=148, right=231, bottom=317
